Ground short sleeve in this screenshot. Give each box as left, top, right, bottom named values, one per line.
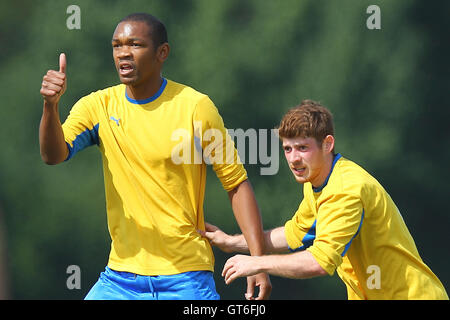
left=284, top=199, right=315, bottom=251
left=62, top=93, right=100, bottom=160
left=307, top=193, right=364, bottom=275
left=193, top=96, right=247, bottom=192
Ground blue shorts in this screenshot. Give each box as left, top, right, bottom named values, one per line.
left=84, top=267, right=220, bottom=300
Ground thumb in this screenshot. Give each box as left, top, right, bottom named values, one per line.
left=59, top=53, right=67, bottom=74
left=205, top=222, right=219, bottom=232
left=197, top=229, right=206, bottom=237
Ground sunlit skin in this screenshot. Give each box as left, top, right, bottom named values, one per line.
left=40, top=19, right=271, bottom=299
left=193, top=132, right=338, bottom=282
left=112, top=20, right=271, bottom=300
left=111, top=21, right=170, bottom=100
left=282, top=135, right=335, bottom=188
left=211, top=135, right=335, bottom=284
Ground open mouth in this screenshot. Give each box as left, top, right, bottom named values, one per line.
left=292, top=167, right=306, bottom=175
left=119, top=62, right=134, bottom=76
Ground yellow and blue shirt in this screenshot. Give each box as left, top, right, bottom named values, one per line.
left=62, top=78, right=247, bottom=276
left=285, top=154, right=448, bottom=299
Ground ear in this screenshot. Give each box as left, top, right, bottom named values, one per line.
left=157, top=43, right=170, bottom=63
left=322, top=135, right=335, bottom=154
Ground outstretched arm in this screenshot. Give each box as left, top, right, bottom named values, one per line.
left=39, top=53, right=69, bottom=164
left=222, top=250, right=328, bottom=285
left=200, top=223, right=289, bottom=254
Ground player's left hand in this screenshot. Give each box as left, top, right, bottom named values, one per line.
left=246, top=273, right=272, bottom=300
left=222, top=255, right=272, bottom=299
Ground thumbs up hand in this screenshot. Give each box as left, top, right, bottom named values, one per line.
left=40, top=53, right=67, bottom=105
left=59, top=53, right=66, bottom=74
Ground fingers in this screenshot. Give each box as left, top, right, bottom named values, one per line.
left=224, top=259, right=269, bottom=300
left=199, top=222, right=221, bottom=243
left=256, top=284, right=271, bottom=300
left=40, top=87, right=57, bottom=97
left=222, top=266, right=237, bottom=285
left=197, top=229, right=206, bottom=237
left=222, top=258, right=231, bottom=278
left=59, top=53, right=67, bottom=74
left=197, top=227, right=213, bottom=242
left=222, top=255, right=251, bottom=285
left=41, top=54, right=67, bottom=102
left=45, top=70, right=66, bottom=81
left=205, top=222, right=219, bottom=232
left=245, top=276, right=256, bottom=300
left=42, top=76, right=64, bottom=90
left=255, top=273, right=272, bottom=300
left=222, top=257, right=237, bottom=284
left=41, top=72, right=65, bottom=97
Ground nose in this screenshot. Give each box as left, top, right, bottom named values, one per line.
left=115, top=46, right=133, bottom=59
left=288, top=149, right=302, bottom=165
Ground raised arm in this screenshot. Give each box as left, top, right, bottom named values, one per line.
left=39, top=53, right=69, bottom=164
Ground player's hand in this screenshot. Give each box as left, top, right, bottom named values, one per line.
left=222, top=255, right=272, bottom=299
left=40, top=53, right=67, bottom=105
left=198, top=223, right=234, bottom=253
left=245, top=273, right=272, bottom=300
left=222, top=254, right=261, bottom=284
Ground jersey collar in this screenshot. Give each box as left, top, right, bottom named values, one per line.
left=312, top=153, right=342, bottom=193
left=125, top=78, right=167, bottom=105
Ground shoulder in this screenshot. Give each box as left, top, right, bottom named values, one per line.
left=165, top=79, right=211, bottom=104
left=165, top=80, right=221, bottom=123
left=329, top=156, right=383, bottom=197
left=76, top=83, right=124, bottom=106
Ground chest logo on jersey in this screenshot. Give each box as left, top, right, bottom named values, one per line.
left=110, top=116, right=121, bottom=126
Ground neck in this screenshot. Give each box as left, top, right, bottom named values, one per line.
left=126, top=75, right=163, bottom=101
left=311, top=153, right=335, bottom=189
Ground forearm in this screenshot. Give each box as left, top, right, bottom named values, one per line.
left=228, top=227, right=289, bottom=254
left=39, top=101, right=68, bottom=164
left=228, top=180, right=265, bottom=256
left=255, top=250, right=328, bottom=279
left=226, top=233, right=249, bottom=254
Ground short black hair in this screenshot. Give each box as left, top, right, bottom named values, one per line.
left=119, top=13, right=168, bottom=48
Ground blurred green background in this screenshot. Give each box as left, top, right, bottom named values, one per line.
left=0, top=0, right=448, bottom=299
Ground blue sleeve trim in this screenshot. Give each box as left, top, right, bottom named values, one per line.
left=288, top=219, right=317, bottom=252
left=288, top=208, right=364, bottom=257
left=65, top=123, right=100, bottom=161
left=340, top=209, right=364, bottom=257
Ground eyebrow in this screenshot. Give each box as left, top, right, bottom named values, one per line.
left=283, top=142, right=308, bottom=148
left=111, top=37, right=144, bottom=42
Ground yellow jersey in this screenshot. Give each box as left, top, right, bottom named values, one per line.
left=62, top=78, right=247, bottom=275
left=285, top=154, right=448, bottom=299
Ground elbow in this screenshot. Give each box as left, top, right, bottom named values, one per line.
left=300, top=263, right=328, bottom=279
left=314, top=264, right=329, bottom=277
left=42, top=158, right=61, bottom=165
left=40, top=153, right=65, bottom=165
left=40, top=145, right=69, bottom=165
left=307, top=256, right=329, bottom=278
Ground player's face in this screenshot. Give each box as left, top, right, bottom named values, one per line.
left=282, top=136, right=332, bottom=187
left=112, top=21, right=161, bottom=87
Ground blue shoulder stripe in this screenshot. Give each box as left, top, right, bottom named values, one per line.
left=288, top=208, right=364, bottom=256
left=65, top=123, right=100, bottom=161
left=289, top=219, right=316, bottom=252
